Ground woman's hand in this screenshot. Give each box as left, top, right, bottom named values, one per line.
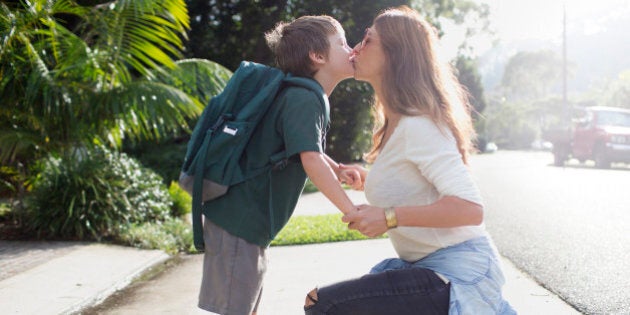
left=342, top=204, right=388, bottom=238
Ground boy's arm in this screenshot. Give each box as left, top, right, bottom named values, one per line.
left=300, top=151, right=356, bottom=214
left=322, top=153, right=340, bottom=172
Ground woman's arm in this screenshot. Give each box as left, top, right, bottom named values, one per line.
left=342, top=196, right=483, bottom=238
left=396, top=196, right=483, bottom=227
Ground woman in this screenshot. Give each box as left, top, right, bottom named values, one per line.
left=304, top=6, right=516, bottom=315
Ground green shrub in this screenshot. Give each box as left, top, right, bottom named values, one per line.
left=168, top=181, right=191, bottom=217
left=0, top=201, right=11, bottom=220
left=124, top=140, right=188, bottom=184
left=25, top=147, right=172, bottom=240
left=116, top=217, right=193, bottom=254
left=271, top=213, right=384, bottom=246
left=0, top=166, right=20, bottom=198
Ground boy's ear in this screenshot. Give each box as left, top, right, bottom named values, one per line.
left=309, top=51, right=326, bottom=65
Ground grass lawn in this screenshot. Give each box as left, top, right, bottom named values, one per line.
left=271, top=213, right=386, bottom=246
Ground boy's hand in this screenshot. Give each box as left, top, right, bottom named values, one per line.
left=338, top=165, right=363, bottom=190
left=339, top=163, right=367, bottom=191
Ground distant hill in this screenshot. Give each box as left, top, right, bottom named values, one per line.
left=478, top=14, right=630, bottom=95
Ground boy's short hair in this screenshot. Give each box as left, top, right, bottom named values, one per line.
left=265, top=15, right=342, bottom=77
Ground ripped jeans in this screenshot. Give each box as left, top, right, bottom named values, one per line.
left=304, top=266, right=450, bottom=315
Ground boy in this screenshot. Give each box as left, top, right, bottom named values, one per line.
left=198, top=15, right=359, bottom=315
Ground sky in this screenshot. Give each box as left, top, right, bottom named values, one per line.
left=440, top=0, right=630, bottom=58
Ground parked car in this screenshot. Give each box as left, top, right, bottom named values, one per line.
left=543, top=106, right=630, bottom=168
left=484, top=142, right=498, bottom=153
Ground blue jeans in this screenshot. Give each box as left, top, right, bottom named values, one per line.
left=304, top=267, right=450, bottom=315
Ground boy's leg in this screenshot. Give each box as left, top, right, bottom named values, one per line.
left=251, top=288, right=263, bottom=315
left=198, top=218, right=267, bottom=315
left=304, top=268, right=449, bottom=315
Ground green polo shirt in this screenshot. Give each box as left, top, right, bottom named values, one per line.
left=202, top=81, right=327, bottom=247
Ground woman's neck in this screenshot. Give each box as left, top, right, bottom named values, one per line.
left=372, top=79, right=402, bottom=125
left=372, top=80, right=384, bottom=104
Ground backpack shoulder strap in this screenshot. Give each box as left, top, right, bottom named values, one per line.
left=182, top=61, right=270, bottom=173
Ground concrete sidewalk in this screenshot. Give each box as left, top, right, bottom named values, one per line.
left=0, top=191, right=581, bottom=314
left=0, top=242, right=169, bottom=314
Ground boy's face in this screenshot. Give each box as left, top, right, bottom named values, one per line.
left=319, top=30, right=354, bottom=82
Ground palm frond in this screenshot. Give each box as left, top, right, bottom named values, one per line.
left=93, top=0, right=190, bottom=78
left=93, top=80, right=199, bottom=145
left=0, top=127, right=46, bottom=164
left=155, top=59, right=233, bottom=106
left=52, top=0, right=90, bottom=16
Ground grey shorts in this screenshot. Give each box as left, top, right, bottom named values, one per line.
left=198, top=218, right=267, bottom=315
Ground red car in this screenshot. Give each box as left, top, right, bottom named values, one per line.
left=547, top=106, right=630, bottom=168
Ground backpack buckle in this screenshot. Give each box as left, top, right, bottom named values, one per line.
left=210, top=113, right=234, bottom=131
left=272, top=159, right=288, bottom=171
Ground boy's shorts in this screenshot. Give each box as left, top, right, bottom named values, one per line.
left=198, top=218, right=267, bottom=315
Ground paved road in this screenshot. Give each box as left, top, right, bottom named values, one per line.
left=471, top=151, right=630, bottom=315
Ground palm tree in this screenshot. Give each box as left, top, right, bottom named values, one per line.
left=0, top=0, right=231, bottom=168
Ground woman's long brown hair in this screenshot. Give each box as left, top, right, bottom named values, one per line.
left=364, top=6, right=476, bottom=164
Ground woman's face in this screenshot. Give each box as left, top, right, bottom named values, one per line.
left=350, top=26, right=386, bottom=84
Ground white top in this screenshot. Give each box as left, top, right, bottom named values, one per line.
left=364, top=115, right=486, bottom=261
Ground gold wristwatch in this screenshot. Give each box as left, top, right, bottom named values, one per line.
left=384, top=207, right=398, bottom=229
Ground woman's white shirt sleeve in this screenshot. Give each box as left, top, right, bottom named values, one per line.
left=402, top=117, right=483, bottom=206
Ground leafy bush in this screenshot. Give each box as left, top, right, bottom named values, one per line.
left=168, top=181, right=191, bottom=217
left=0, top=166, right=21, bottom=198
left=0, top=201, right=11, bottom=220
left=124, top=140, right=188, bottom=184
left=116, top=218, right=193, bottom=254
left=271, top=213, right=384, bottom=246
left=25, top=147, right=172, bottom=240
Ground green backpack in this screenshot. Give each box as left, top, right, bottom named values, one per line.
left=179, top=61, right=329, bottom=251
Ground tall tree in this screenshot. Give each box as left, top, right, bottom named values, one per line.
left=413, top=0, right=491, bottom=57
left=602, top=70, right=630, bottom=110
left=500, top=50, right=564, bottom=101
left=455, top=56, right=487, bottom=116
left=481, top=50, right=568, bottom=149
left=185, top=0, right=289, bottom=69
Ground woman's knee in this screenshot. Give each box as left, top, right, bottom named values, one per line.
left=304, top=288, right=318, bottom=307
